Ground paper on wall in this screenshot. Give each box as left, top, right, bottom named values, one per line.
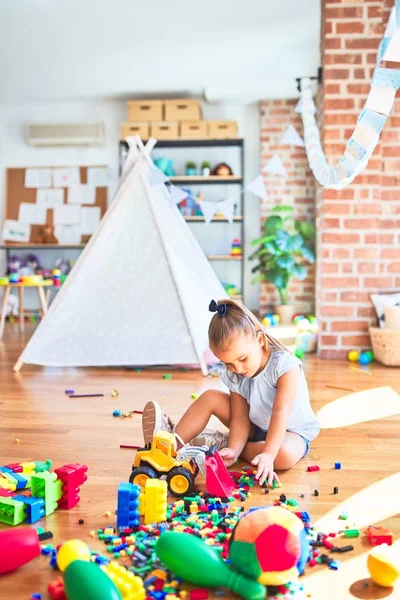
left=53, top=204, right=81, bottom=225
left=80, top=206, right=101, bottom=235
left=280, top=124, right=304, bottom=147
left=36, top=188, right=64, bottom=208
left=365, top=86, right=396, bottom=117
left=199, top=201, right=218, bottom=225
left=352, top=122, right=378, bottom=149
left=68, top=185, right=96, bottom=205
left=87, top=167, right=110, bottom=187
left=383, top=28, right=400, bottom=63
left=263, top=154, right=288, bottom=177
left=53, top=167, right=81, bottom=188
left=19, top=203, right=47, bottom=225
left=245, top=175, right=267, bottom=202
left=2, top=220, right=30, bottom=243
left=217, top=199, right=235, bottom=223
left=54, top=224, right=82, bottom=245
left=25, top=168, right=52, bottom=188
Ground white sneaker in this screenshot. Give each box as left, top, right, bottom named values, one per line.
left=142, top=400, right=175, bottom=446
left=190, top=428, right=229, bottom=452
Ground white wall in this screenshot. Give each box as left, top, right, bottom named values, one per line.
left=0, top=100, right=260, bottom=311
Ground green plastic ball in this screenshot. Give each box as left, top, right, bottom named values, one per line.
left=294, top=348, right=305, bottom=359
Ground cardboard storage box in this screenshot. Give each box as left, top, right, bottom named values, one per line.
left=208, top=120, right=238, bottom=139
left=120, top=122, right=149, bottom=140
left=165, top=99, right=201, bottom=121
left=180, top=121, right=208, bottom=139
left=128, top=100, right=163, bottom=122
left=151, top=121, right=179, bottom=139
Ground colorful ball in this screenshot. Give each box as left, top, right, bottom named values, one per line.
left=347, top=350, right=359, bottom=362
left=262, top=317, right=271, bottom=327
left=229, top=506, right=309, bottom=586
left=293, top=315, right=305, bottom=325
left=367, top=544, right=400, bottom=587
left=57, top=539, right=91, bottom=572
left=359, top=351, right=372, bottom=365
left=294, top=348, right=305, bottom=359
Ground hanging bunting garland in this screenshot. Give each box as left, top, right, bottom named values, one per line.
left=300, top=5, right=400, bottom=190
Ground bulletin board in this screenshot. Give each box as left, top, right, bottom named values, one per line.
left=3, top=166, right=108, bottom=246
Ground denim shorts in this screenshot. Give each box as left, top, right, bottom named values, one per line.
left=249, top=425, right=310, bottom=457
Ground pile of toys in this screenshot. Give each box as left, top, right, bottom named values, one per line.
left=0, top=459, right=87, bottom=525
left=292, top=314, right=319, bottom=359
left=262, top=313, right=280, bottom=327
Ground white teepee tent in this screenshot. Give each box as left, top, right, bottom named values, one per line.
left=15, top=137, right=226, bottom=375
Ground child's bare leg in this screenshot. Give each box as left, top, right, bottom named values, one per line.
left=240, top=431, right=306, bottom=470
left=174, top=390, right=231, bottom=445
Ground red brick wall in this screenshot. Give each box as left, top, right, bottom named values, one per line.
left=259, top=100, right=316, bottom=316
left=317, top=0, right=400, bottom=358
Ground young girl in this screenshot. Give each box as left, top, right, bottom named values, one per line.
left=141, top=299, right=320, bottom=486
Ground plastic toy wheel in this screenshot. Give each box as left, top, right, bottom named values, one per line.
left=167, top=467, right=194, bottom=497
left=129, top=466, right=158, bottom=490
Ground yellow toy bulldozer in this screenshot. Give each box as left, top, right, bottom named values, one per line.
left=129, top=431, right=199, bottom=497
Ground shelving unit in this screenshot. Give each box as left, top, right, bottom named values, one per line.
left=119, top=138, right=245, bottom=301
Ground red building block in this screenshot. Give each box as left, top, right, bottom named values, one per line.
left=366, top=526, right=393, bottom=547
left=48, top=577, right=67, bottom=600
left=0, top=489, right=13, bottom=497
left=5, top=463, right=23, bottom=473
left=54, top=463, right=88, bottom=509
left=307, top=465, right=320, bottom=472
left=204, top=451, right=235, bottom=497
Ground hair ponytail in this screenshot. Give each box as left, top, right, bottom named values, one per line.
left=208, top=298, right=286, bottom=352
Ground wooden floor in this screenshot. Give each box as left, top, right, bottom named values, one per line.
left=1, top=322, right=400, bottom=600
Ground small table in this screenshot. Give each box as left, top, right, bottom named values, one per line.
left=0, top=280, right=53, bottom=339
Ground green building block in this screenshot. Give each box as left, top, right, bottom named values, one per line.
left=0, top=498, right=26, bottom=525
left=344, top=529, right=360, bottom=538
left=286, top=499, right=298, bottom=507
left=34, top=459, right=52, bottom=473
left=31, top=472, right=62, bottom=516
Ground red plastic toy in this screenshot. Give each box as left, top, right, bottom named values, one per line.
left=366, top=525, right=393, bottom=546
left=48, top=577, right=67, bottom=600
left=0, top=528, right=41, bottom=575
left=204, top=450, right=236, bottom=497
left=307, top=465, right=320, bottom=472
left=54, top=463, right=88, bottom=509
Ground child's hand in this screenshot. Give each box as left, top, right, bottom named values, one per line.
left=251, top=452, right=279, bottom=487
left=219, top=447, right=239, bottom=467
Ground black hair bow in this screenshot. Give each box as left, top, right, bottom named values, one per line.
left=209, top=299, right=227, bottom=317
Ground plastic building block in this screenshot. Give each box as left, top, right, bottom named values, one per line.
left=20, top=462, right=36, bottom=474
left=31, top=472, right=62, bottom=516
left=0, top=528, right=43, bottom=574
left=144, top=479, right=167, bottom=525
left=13, top=495, right=45, bottom=524
left=5, top=463, right=23, bottom=472
left=0, top=497, right=26, bottom=526
left=104, top=560, right=145, bottom=600
left=344, top=529, right=360, bottom=538
left=334, top=462, right=341, bottom=470
left=48, top=576, right=67, bottom=600
left=295, top=511, right=311, bottom=524
left=314, top=489, right=319, bottom=497
left=0, top=466, right=13, bottom=473
left=0, top=488, right=13, bottom=497
left=4, top=471, right=29, bottom=490
left=0, top=476, right=16, bottom=492
left=35, top=460, right=52, bottom=473
left=190, top=590, right=209, bottom=600
left=339, top=512, right=348, bottom=520
left=329, top=560, right=340, bottom=570
left=204, top=451, right=236, bottom=497
left=117, top=482, right=141, bottom=530
left=54, top=463, right=88, bottom=509
left=333, top=487, right=339, bottom=494
left=366, top=525, right=393, bottom=546
left=307, top=465, right=320, bottom=472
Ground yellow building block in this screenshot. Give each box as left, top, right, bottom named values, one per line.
left=139, top=492, right=145, bottom=516
left=144, top=479, right=167, bottom=525
left=0, top=477, right=16, bottom=491
left=104, top=560, right=145, bottom=600
left=20, top=462, right=36, bottom=474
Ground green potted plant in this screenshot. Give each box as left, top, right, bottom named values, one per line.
left=201, top=161, right=211, bottom=176
left=185, top=161, right=197, bottom=176
left=249, top=205, right=315, bottom=324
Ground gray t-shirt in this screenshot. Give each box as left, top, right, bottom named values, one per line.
left=220, top=350, right=320, bottom=441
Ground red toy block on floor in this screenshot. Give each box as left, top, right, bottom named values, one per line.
left=5, top=463, right=23, bottom=473
left=0, top=488, right=13, bottom=497
left=54, top=463, right=88, bottom=510
left=366, top=525, right=393, bottom=546
left=48, top=577, right=67, bottom=600
left=307, top=465, right=320, bottom=472
left=204, top=450, right=236, bottom=497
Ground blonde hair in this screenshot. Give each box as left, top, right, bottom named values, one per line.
left=208, top=298, right=286, bottom=353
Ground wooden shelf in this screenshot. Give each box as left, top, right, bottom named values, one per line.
left=120, top=138, right=244, bottom=148
left=169, top=175, right=242, bottom=185
left=184, top=216, right=243, bottom=222
left=0, top=244, right=86, bottom=250
left=207, top=255, right=243, bottom=261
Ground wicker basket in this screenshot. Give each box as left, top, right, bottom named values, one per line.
left=369, top=327, right=400, bottom=366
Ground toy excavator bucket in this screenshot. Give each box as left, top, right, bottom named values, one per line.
left=204, top=451, right=236, bottom=497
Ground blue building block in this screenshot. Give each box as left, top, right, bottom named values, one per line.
left=13, top=495, right=45, bottom=523
left=7, top=472, right=29, bottom=490
left=298, top=511, right=311, bottom=524
left=116, top=482, right=140, bottom=530
left=329, top=560, right=340, bottom=570
left=0, top=466, right=13, bottom=473
left=334, top=462, right=342, bottom=470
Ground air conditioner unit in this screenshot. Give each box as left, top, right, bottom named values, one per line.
left=25, top=122, right=105, bottom=147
